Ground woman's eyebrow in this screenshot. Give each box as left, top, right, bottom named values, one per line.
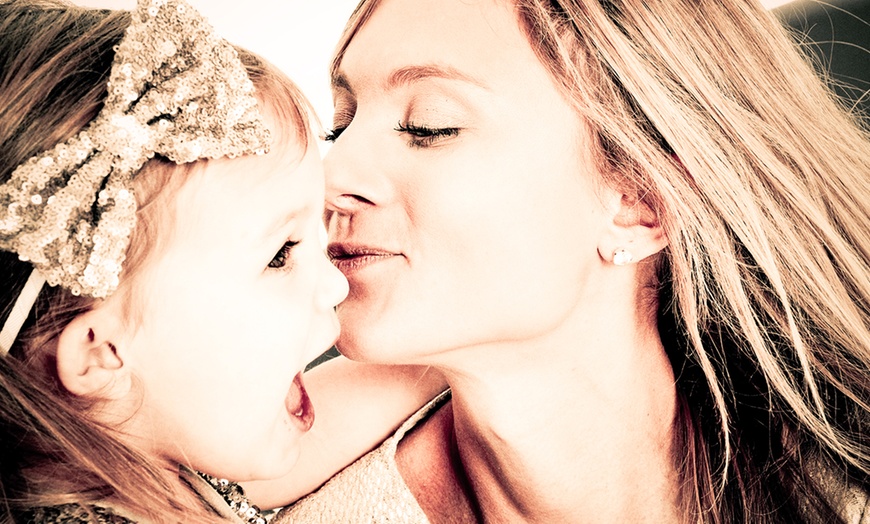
left=332, top=72, right=353, bottom=94
left=385, top=64, right=488, bottom=90
left=331, top=64, right=488, bottom=94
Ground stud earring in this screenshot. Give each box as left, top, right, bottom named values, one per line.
left=612, top=248, right=634, bottom=266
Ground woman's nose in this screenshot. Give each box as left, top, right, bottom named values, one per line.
left=323, top=124, right=393, bottom=214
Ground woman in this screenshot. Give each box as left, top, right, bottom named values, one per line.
left=276, top=0, right=870, bottom=522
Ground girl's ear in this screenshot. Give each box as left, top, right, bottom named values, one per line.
left=56, top=305, right=131, bottom=399
left=597, top=192, right=668, bottom=265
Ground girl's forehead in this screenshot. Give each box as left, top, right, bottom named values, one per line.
left=257, top=91, right=313, bottom=150
left=172, top=141, right=323, bottom=238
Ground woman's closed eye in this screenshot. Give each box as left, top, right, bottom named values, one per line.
left=268, top=240, right=300, bottom=271
left=325, top=99, right=355, bottom=143
left=395, top=121, right=459, bottom=148
left=323, top=127, right=345, bottom=142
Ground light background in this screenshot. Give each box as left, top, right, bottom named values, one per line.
left=71, top=0, right=794, bottom=128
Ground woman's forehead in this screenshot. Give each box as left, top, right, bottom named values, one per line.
left=337, top=0, right=531, bottom=83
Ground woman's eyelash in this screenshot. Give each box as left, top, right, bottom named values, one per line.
left=395, top=121, right=459, bottom=147
left=323, top=127, right=346, bottom=142
left=324, top=122, right=460, bottom=146
left=268, top=240, right=300, bottom=270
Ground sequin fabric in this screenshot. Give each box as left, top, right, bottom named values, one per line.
left=0, top=0, right=271, bottom=298
left=22, top=473, right=274, bottom=523
left=22, top=504, right=134, bottom=523
left=196, top=471, right=269, bottom=524
left=272, top=391, right=451, bottom=524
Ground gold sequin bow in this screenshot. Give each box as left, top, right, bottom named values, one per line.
left=0, top=0, right=271, bottom=298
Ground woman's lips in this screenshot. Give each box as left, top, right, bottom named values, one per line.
left=286, top=372, right=314, bottom=432
left=327, top=243, right=400, bottom=274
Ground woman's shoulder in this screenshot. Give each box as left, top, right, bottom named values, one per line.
left=392, top=389, right=452, bottom=444
left=841, top=485, right=870, bottom=524
left=272, top=390, right=451, bottom=524
left=813, top=459, right=870, bottom=524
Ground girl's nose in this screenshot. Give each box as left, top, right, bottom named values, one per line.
left=317, top=224, right=349, bottom=310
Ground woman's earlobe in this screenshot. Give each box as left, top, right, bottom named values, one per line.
left=56, top=311, right=129, bottom=398
left=598, top=193, right=669, bottom=265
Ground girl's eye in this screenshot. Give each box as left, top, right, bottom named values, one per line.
left=268, top=240, right=300, bottom=270
left=323, top=127, right=346, bottom=142
left=395, top=121, right=459, bottom=148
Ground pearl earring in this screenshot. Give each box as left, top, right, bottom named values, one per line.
left=612, top=248, right=634, bottom=266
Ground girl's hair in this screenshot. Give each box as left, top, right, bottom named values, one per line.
left=334, top=0, right=870, bottom=522
left=0, top=1, right=312, bottom=521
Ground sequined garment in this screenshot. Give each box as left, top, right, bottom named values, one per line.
left=20, top=470, right=271, bottom=524
left=272, top=391, right=451, bottom=524
left=197, top=471, right=271, bottom=524
left=0, top=0, right=270, bottom=298
left=21, top=504, right=134, bottom=524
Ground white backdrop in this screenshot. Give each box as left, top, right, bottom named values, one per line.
left=71, top=1, right=360, bottom=128
left=71, top=0, right=792, bottom=128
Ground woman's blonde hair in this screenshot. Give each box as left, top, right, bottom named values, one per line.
left=0, top=1, right=312, bottom=521
left=333, top=0, right=870, bottom=522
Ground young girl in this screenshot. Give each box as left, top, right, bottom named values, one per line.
left=0, top=0, right=442, bottom=522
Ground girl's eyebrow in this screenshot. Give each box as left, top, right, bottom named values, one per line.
left=265, top=205, right=307, bottom=242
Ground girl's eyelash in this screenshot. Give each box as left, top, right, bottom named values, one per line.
left=268, top=240, right=300, bottom=271
left=395, top=121, right=459, bottom=147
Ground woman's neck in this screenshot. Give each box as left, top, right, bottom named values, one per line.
left=428, top=290, right=682, bottom=523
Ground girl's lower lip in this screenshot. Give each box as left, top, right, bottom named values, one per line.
left=285, top=372, right=314, bottom=432
left=330, top=253, right=398, bottom=275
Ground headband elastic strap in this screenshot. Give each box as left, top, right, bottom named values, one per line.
left=0, top=269, right=45, bottom=356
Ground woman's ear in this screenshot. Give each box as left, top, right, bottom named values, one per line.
left=597, top=192, right=668, bottom=265
left=56, top=305, right=130, bottom=399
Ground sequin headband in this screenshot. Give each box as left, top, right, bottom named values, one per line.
left=0, top=0, right=272, bottom=354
